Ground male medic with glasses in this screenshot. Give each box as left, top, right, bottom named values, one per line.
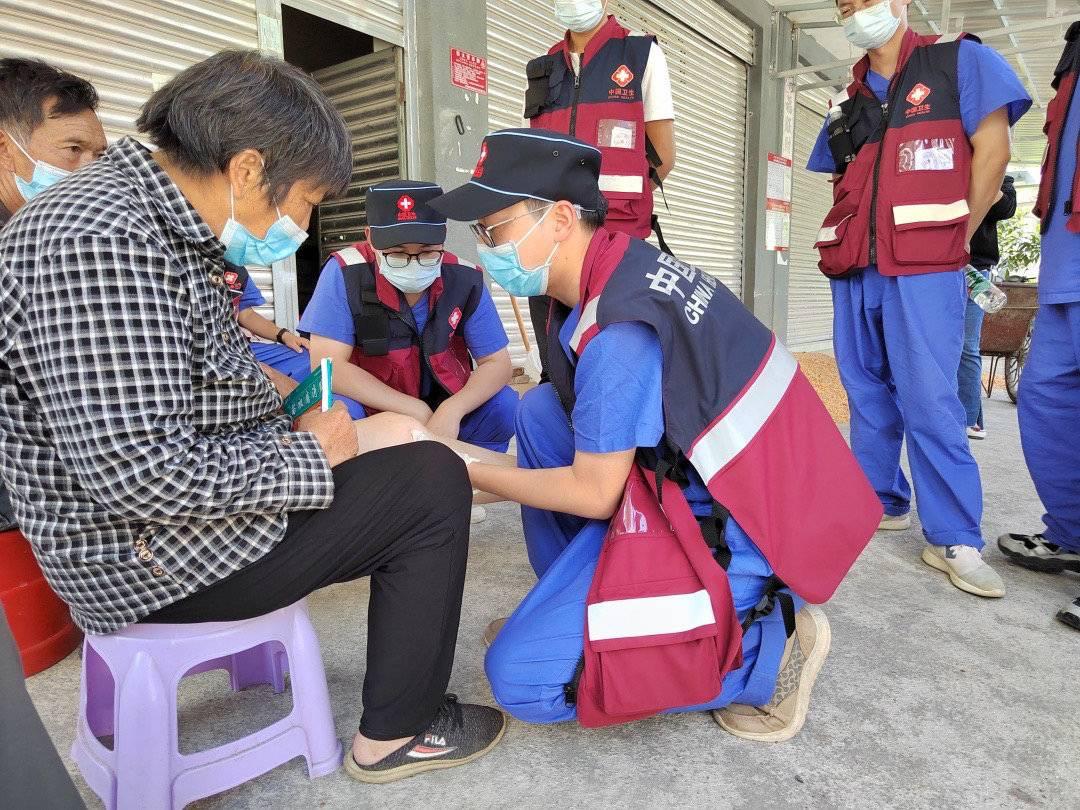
left=301, top=180, right=518, bottom=459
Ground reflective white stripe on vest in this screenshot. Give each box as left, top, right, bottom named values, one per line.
left=598, top=174, right=644, bottom=194
left=818, top=224, right=839, bottom=243
left=689, top=341, right=799, bottom=481
left=892, top=199, right=970, bottom=227
left=570, top=297, right=600, bottom=354
left=336, top=246, right=365, bottom=266
left=588, top=589, right=715, bottom=641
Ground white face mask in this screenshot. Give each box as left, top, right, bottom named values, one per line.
left=842, top=1, right=902, bottom=51
left=555, top=0, right=606, bottom=33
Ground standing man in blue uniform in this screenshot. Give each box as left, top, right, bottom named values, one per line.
left=998, top=22, right=1080, bottom=632
left=808, top=0, right=1030, bottom=597
left=301, top=181, right=517, bottom=453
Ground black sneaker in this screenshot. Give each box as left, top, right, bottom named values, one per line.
left=997, top=533, right=1080, bottom=574
left=344, top=695, right=506, bottom=784
left=1057, top=598, right=1080, bottom=632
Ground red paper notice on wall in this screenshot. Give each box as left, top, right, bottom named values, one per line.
left=451, top=47, right=488, bottom=94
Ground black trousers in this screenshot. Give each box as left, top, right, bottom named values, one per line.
left=144, top=442, right=472, bottom=741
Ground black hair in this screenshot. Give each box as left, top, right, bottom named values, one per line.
left=0, top=58, right=99, bottom=138
left=136, top=50, right=352, bottom=201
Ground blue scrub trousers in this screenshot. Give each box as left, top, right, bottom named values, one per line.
left=831, top=266, right=984, bottom=549
left=250, top=342, right=312, bottom=382
left=957, top=269, right=989, bottom=429
left=485, top=384, right=795, bottom=725
left=335, top=385, right=519, bottom=453
left=1018, top=302, right=1080, bottom=552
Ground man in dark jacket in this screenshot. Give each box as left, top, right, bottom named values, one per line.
left=959, top=174, right=1017, bottom=439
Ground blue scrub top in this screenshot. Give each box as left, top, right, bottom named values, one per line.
left=237, top=277, right=265, bottom=312
left=557, top=307, right=713, bottom=516
left=807, top=39, right=1032, bottom=174
left=1040, top=78, right=1080, bottom=304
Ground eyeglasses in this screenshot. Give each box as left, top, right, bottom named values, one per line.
left=381, top=249, right=445, bottom=268
left=470, top=207, right=551, bottom=248
left=834, top=0, right=885, bottom=23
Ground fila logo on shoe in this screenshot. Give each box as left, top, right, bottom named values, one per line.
left=406, top=734, right=456, bottom=760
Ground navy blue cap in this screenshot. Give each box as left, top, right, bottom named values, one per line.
left=428, top=128, right=604, bottom=221
left=365, top=180, right=447, bottom=249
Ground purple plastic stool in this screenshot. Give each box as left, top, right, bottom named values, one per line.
left=71, top=601, right=342, bottom=809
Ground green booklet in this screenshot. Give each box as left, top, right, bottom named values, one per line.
left=282, top=358, right=333, bottom=420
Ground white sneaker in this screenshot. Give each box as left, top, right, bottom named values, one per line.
left=921, top=544, right=1005, bottom=598
left=470, top=505, right=487, bottom=524
left=967, top=425, right=986, bottom=440
left=878, top=513, right=912, bottom=531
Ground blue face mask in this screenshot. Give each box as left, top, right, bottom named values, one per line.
left=7, top=134, right=71, bottom=202
left=842, top=1, right=901, bottom=51
left=379, top=253, right=442, bottom=294
left=220, top=186, right=308, bottom=266
left=555, top=0, right=605, bottom=33
left=476, top=205, right=560, bottom=298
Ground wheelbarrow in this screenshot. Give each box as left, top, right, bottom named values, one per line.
left=979, top=281, right=1039, bottom=403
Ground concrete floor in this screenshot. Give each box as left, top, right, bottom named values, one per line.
left=26, top=392, right=1080, bottom=810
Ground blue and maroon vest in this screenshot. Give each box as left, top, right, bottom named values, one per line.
left=330, top=242, right=482, bottom=409
left=816, top=30, right=977, bottom=277
left=547, top=229, right=881, bottom=726
left=526, top=15, right=654, bottom=238
left=1034, top=22, right=1080, bottom=235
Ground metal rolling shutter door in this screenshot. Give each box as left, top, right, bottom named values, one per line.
left=486, top=0, right=562, bottom=369
left=0, top=0, right=282, bottom=320
left=609, top=0, right=751, bottom=295
left=313, top=49, right=405, bottom=262
left=787, top=100, right=836, bottom=351
left=285, top=0, right=404, bottom=46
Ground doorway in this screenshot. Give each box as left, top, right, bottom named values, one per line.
left=281, top=5, right=407, bottom=315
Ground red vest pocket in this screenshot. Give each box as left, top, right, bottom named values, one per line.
left=889, top=199, right=970, bottom=267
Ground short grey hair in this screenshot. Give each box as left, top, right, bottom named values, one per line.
left=136, top=50, right=352, bottom=201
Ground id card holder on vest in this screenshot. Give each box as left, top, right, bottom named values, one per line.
left=897, top=138, right=956, bottom=172
left=598, top=119, right=637, bottom=150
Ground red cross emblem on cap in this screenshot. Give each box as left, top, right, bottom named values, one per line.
left=906, top=83, right=931, bottom=106
left=612, top=65, right=634, bottom=88
left=397, top=195, right=415, bottom=212
left=473, top=142, right=488, bottom=178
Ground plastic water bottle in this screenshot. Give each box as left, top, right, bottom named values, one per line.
left=964, top=265, right=1007, bottom=313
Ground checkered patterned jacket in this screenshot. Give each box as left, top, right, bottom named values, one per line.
left=0, top=138, right=334, bottom=634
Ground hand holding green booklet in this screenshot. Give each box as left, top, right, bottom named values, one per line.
left=283, top=358, right=333, bottom=420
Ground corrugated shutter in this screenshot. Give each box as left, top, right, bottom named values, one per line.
left=313, top=48, right=405, bottom=261
left=283, top=0, right=404, bottom=45
left=0, top=0, right=258, bottom=139
left=610, top=0, right=750, bottom=295
left=485, top=0, right=563, bottom=368
left=0, top=0, right=278, bottom=319
left=485, top=1, right=753, bottom=366
left=786, top=99, right=835, bottom=351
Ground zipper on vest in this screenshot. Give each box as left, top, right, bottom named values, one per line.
left=569, top=68, right=583, bottom=136
left=868, top=101, right=889, bottom=266
left=1047, top=76, right=1079, bottom=222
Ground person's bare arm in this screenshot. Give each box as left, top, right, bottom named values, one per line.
left=644, top=119, right=676, bottom=185
left=966, top=107, right=1012, bottom=244
left=238, top=308, right=308, bottom=353
left=308, top=333, right=433, bottom=423
left=467, top=448, right=635, bottom=521
left=427, top=348, right=513, bottom=440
